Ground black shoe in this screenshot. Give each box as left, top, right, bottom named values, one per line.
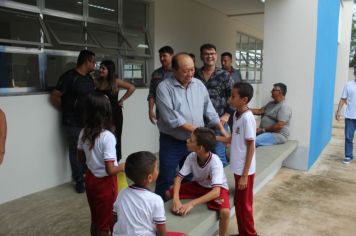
left=75, top=181, right=85, bottom=193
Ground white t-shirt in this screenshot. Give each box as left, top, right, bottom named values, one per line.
left=341, top=80, right=356, bottom=119
left=178, top=152, right=229, bottom=190
left=230, top=110, right=256, bottom=176
left=112, top=186, right=166, bottom=236
left=77, top=129, right=118, bottom=177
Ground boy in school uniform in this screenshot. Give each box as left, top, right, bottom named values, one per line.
left=167, top=127, right=230, bottom=236
left=112, top=151, right=166, bottom=236
left=218, top=82, right=258, bottom=236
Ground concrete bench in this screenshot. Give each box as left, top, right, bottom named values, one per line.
left=165, top=140, right=298, bottom=236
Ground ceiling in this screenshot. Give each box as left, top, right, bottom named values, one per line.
left=193, top=0, right=265, bottom=33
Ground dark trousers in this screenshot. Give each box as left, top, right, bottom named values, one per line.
left=113, top=107, right=123, bottom=161
left=155, top=133, right=190, bottom=199
left=64, top=126, right=85, bottom=183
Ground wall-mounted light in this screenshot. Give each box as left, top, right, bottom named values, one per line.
left=137, top=44, right=149, bottom=48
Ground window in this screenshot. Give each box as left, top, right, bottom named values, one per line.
left=88, top=0, right=118, bottom=22
left=87, top=23, right=127, bottom=49
left=123, top=58, right=146, bottom=87
left=11, top=0, right=37, bottom=5
left=45, top=16, right=98, bottom=47
left=44, top=53, right=78, bottom=88
left=0, top=52, right=40, bottom=90
left=0, top=7, right=51, bottom=47
left=124, top=28, right=151, bottom=56
left=236, top=32, right=263, bottom=83
left=123, top=0, right=146, bottom=28
left=45, top=0, right=82, bottom=16
left=0, top=0, right=152, bottom=95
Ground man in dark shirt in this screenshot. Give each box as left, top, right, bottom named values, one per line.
left=221, top=52, right=243, bottom=132
left=147, top=46, right=174, bottom=124
left=221, top=52, right=242, bottom=84
left=195, top=44, right=233, bottom=166
left=50, top=50, right=96, bottom=193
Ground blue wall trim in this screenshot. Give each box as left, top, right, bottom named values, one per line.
left=309, top=0, right=340, bottom=169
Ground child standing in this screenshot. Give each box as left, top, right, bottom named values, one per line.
left=112, top=151, right=167, bottom=236
left=77, top=92, right=125, bottom=236
left=218, top=82, right=257, bottom=236
left=168, top=127, right=230, bottom=236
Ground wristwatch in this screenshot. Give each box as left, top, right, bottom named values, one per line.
left=261, top=128, right=266, bottom=133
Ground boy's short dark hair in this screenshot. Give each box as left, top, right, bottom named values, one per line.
left=159, top=46, right=174, bottom=55
left=234, top=82, right=254, bottom=103
left=125, top=151, right=157, bottom=185
left=77, top=50, right=95, bottom=67
left=193, top=127, right=216, bottom=152
left=221, top=52, right=232, bottom=59
left=273, top=83, right=287, bottom=96
left=200, top=43, right=216, bottom=54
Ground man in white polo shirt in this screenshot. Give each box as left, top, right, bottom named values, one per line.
left=335, top=67, right=356, bottom=164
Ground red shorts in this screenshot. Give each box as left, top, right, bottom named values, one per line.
left=170, top=181, right=230, bottom=210
left=85, top=170, right=118, bottom=231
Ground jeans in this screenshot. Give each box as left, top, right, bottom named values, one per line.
left=214, top=123, right=229, bottom=167
left=345, top=118, right=356, bottom=159
left=255, top=132, right=278, bottom=147
left=64, top=126, right=85, bottom=183
left=155, top=133, right=190, bottom=200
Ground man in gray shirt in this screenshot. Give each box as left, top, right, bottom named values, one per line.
left=251, top=83, right=292, bottom=147
left=155, top=52, right=227, bottom=199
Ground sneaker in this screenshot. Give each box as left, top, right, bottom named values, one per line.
left=75, top=181, right=85, bottom=193
left=343, top=157, right=353, bottom=164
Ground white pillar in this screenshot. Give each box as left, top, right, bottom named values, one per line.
left=263, top=0, right=319, bottom=170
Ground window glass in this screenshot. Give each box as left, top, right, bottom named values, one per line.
left=0, top=52, right=39, bottom=88
left=87, top=23, right=126, bottom=49
left=0, top=0, right=152, bottom=95
left=124, top=28, right=151, bottom=55
left=88, top=0, right=118, bottom=22
left=236, top=32, right=263, bottom=83
left=123, top=0, right=146, bottom=28
left=45, top=0, right=82, bottom=15
left=123, top=58, right=145, bottom=86
left=0, top=8, right=48, bottom=46
left=44, top=54, right=77, bottom=88
left=45, top=16, right=97, bottom=47
left=11, top=0, right=37, bottom=5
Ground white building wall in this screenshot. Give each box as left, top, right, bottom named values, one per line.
left=334, top=1, right=353, bottom=104
left=153, top=0, right=263, bottom=107
left=263, top=0, right=318, bottom=170
left=0, top=91, right=158, bottom=204
left=0, top=0, right=265, bottom=204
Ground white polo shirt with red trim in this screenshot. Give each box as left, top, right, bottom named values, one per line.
left=230, top=110, right=256, bottom=176
left=112, top=185, right=166, bottom=236
left=178, top=152, right=229, bottom=190
left=77, top=129, right=118, bottom=177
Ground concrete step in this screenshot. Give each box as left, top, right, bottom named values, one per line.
left=165, top=140, right=298, bottom=236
